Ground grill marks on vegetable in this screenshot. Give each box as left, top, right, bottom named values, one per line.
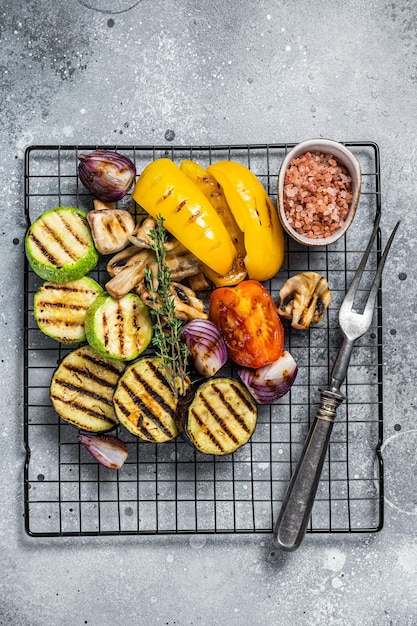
left=193, top=381, right=253, bottom=452
left=177, top=377, right=258, bottom=455
left=33, top=277, right=103, bottom=344
left=113, top=357, right=179, bottom=443
left=50, top=345, right=126, bottom=432
left=29, top=211, right=91, bottom=267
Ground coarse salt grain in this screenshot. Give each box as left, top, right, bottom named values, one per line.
left=283, top=151, right=352, bottom=240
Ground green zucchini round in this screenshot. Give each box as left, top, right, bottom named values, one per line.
left=85, top=292, right=153, bottom=361
left=25, top=207, right=99, bottom=282
left=34, top=276, right=103, bottom=344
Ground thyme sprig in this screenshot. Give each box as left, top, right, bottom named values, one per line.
left=144, top=216, right=189, bottom=399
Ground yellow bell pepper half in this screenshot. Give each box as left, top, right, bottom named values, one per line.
left=180, top=159, right=247, bottom=287
left=207, top=160, right=285, bottom=282
left=132, top=158, right=237, bottom=276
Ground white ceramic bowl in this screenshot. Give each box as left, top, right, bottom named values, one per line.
left=277, top=138, right=362, bottom=246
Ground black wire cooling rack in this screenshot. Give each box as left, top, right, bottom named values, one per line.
left=23, top=142, right=384, bottom=537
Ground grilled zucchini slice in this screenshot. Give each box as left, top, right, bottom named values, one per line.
left=113, top=357, right=180, bottom=443
left=33, top=277, right=103, bottom=344
left=85, top=292, right=152, bottom=361
left=50, top=345, right=126, bottom=432
left=25, top=207, right=99, bottom=282
left=176, top=377, right=257, bottom=455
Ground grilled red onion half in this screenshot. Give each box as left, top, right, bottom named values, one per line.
left=237, top=350, right=298, bottom=404
left=181, top=319, right=228, bottom=377
left=77, top=433, right=128, bottom=469
left=78, top=149, right=136, bottom=202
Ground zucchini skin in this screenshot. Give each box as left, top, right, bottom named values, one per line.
left=85, top=292, right=153, bottom=361
left=175, top=377, right=257, bottom=455
left=25, top=207, right=99, bottom=282
left=33, top=277, right=103, bottom=344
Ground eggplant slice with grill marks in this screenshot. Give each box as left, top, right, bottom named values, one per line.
left=33, top=276, right=103, bottom=344
left=50, top=345, right=126, bottom=432
left=25, top=207, right=99, bottom=282
left=113, top=357, right=180, bottom=443
left=176, top=377, right=257, bottom=455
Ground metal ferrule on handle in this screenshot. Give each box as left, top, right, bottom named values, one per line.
left=272, top=389, right=345, bottom=551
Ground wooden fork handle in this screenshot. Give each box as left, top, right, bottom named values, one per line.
left=273, top=389, right=345, bottom=551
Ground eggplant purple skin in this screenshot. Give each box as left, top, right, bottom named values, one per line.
left=175, top=378, right=205, bottom=449
left=77, top=149, right=137, bottom=202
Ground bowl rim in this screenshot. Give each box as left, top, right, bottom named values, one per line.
left=277, top=138, right=362, bottom=247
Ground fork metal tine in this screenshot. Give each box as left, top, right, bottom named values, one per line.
left=340, top=212, right=381, bottom=314
left=331, top=218, right=400, bottom=391
left=361, top=219, right=401, bottom=326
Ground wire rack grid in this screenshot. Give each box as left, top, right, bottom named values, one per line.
left=23, top=142, right=384, bottom=537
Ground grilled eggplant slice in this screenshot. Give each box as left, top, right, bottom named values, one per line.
left=176, top=377, right=257, bottom=455
left=113, top=357, right=179, bottom=443
left=50, top=345, right=126, bottom=432
left=25, top=207, right=99, bottom=282
left=33, top=277, right=103, bottom=344
left=85, top=292, right=153, bottom=361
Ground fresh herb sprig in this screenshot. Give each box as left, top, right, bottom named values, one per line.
left=144, top=216, right=189, bottom=399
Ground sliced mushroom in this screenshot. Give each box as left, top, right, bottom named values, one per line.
left=106, top=245, right=143, bottom=277
left=277, top=271, right=332, bottom=329
left=187, top=271, right=211, bottom=292
left=105, top=249, right=154, bottom=298
left=93, top=199, right=116, bottom=211
left=141, top=283, right=208, bottom=321
left=87, top=209, right=136, bottom=254
left=129, top=215, right=179, bottom=251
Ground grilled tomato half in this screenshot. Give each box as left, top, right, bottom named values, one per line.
left=209, top=280, right=284, bottom=368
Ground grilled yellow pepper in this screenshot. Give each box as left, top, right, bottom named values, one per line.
left=132, top=159, right=236, bottom=276
left=207, top=160, right=285, bottom=281
left=180, top=159, right=247, bottom=286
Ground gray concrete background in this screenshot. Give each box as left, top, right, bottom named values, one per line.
left=1, top=0, right=416, bottom=624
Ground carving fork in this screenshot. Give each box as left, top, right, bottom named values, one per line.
left=273, top=214, right=400, bottom=551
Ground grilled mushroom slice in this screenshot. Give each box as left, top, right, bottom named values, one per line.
left=87, top=208, right=135, bottom=254
left=141, top=282, right=207, bottom=321
left=128, top=216, right=180, bottom=251
left=105, top=249, right=154, bottom=298
left=277, top=271, right=332, bottom=329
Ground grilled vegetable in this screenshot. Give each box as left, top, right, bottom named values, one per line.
left=180, top=319, right=227, bottom=377
left=33, top=276, right=103, bottom=344
left=77, top=433, right=128, bottom=469
left=277, top=271, right=332, bottom=329
left=113, top=356, right=182, bottom=442
left=175, top=377, right=257, bottom=455
left=25, top=207, right=99, bottom=282
left=180, top=159, right=247, bottom=286
left=238, top=350, right=298, bottom=404
left=207, top=160, right=285, bottom=281
left=50, top=345, right=126, bottom=432
left=87, top=208, right=136, bottom=254
left=131, top=158, right=237, bottom=276
left=78, top=149, right=136, bottom=202
left=209, top=280, right=284, bottom=368
left=85, top=292, right=153, bottom=361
